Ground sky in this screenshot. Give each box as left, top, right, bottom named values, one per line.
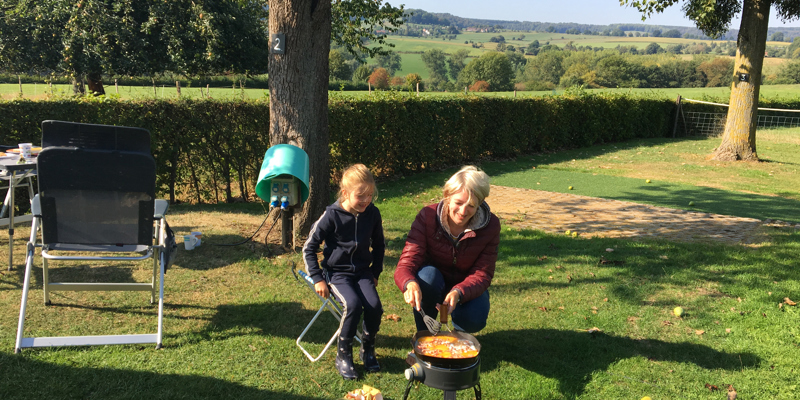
left=396, top=0, right=800, bottom=29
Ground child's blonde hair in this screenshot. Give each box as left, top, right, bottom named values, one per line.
left=442, top=166, right=490, bottom=206
left=339, top=164, right=377, bottom=202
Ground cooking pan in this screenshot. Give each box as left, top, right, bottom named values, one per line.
left=411, top=330, right=481, bottom=368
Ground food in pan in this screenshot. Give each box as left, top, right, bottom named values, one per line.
left=415, top=335, right=478, bottom=359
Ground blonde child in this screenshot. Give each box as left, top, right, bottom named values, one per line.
left=302, top=164, right=385, bottom=380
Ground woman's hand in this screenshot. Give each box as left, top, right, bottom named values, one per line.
left=314, top=281, right=329, bottom=298
left=443, top=290, right=461, bottom=312
left=403, top=281, right=422, bottom=311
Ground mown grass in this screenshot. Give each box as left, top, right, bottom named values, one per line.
left=1, top=129, right=800, bottom=399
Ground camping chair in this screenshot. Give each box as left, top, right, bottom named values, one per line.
left=291, top=263, right=361, bottom=362
left=14, top=122, right=169, bottom=352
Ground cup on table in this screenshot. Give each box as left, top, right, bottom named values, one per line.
left=18, top=143, right=32, bottom=158
left=183, top=235, right=199, bottom=250
left=191, top=231, right=202, bottom=247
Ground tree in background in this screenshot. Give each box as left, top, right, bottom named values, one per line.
left=788, top=37, right=800, bottom=58
left=662, top=29, right=682, bottom=38
left=0, top=0, right=270, bottom=95
left=775, top=59, right=800, bottom=82
left=469, top=80, right=490, bottom=92
left=329, top=50, right=353, bottom=81
left=421, top=49, right=449, bottom=90
left=447, top=49, right=470, bottom=81
left=645, top=42, right=664, bottom=54
left=353, top=64, right=374, bottom=83
left=368, top=67, right=390, bottom=89
left=375, top=51, right=402, bottom=76
left=697, top=57, right=735, bottom=87
left=457, top=52, right=514, bottom=91
left=404, top=73, right=422, bottom=91
left=622, top=0, right=800, bottom=161
left=770, top=31, right=786, bottom=41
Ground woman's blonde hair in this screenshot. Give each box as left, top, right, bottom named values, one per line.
left=339, top=164, right=377, bottom=202
left=442, top=165, right=490, bottom=205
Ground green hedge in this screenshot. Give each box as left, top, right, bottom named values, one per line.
left=0, top=93, right=677, bottom=203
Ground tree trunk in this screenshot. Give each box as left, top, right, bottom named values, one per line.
left=71, top=76, right=85, bottom=95
left=711, top=0, right=770, bottom=161
left=86, top=72, right=105, bottom=96
left=268, top=0, right=332, bottom=242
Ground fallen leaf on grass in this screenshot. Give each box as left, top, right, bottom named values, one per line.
left=588, top=272, right=595, bottom=277
left=538, top=256, right=547, bottom=261
left=598, top=257, right=624, bottom=265
left=705, top=383, right=719, bottom=391
left=662, top=320, right=673, bottom=326
left=603, top=298, right=608, bottom=302
left=539, top=307, right=548, bottom=312
left=587, top=327, right=602, bottom=334
left=248, top=344, right=257, bottom=351
left=386, top=314, right=401, bottom=322
left=726, top=328, right=731, bottom=333
left=567, top=275, right=573, bottom=283
left=784, top=297, right=797, bottom=306
left=695, top=330, right=705, bottom=335
left=727, top=385, right=737, bottom=400
left=605, top=248, right=614, bottom=252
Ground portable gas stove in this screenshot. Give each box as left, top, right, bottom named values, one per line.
left=403, top=354, right=481, bottom=400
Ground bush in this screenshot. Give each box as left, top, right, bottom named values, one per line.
left=470, top=81, right=490, bottom=92
left=0, top=93, right=688, bottom=203
left=368, top=68, right=391, bottom=90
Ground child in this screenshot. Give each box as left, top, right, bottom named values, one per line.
left=302, top=164, right=385, bottom=380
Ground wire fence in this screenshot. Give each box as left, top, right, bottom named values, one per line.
left=684, top=112, right=800, bottom=136
left=680, top=98, right=800, bottom=137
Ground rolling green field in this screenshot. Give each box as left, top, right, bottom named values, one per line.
left=5, top=82, right=800, bottom=101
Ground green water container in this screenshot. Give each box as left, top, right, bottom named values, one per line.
left=255, top=144, right=310, bottom=205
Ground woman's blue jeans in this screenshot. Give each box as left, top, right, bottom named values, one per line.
left=413, top=265, right=490, bottom=333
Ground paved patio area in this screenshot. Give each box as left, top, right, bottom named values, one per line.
left=489, top=185, right=793, bottom=245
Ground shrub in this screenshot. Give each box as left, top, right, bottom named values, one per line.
left=470, top=81, right=490, bottom=92
left=368, top=68, right=390, bottom=90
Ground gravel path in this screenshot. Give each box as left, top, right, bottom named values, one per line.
left=488, top=185, right=787, bottom=245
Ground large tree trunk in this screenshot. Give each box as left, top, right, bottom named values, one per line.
left=268, top=0, right=332, bottom=243
left=711, top=0, right=770, bottom=161
left=86, top=72, right=105, bottom=96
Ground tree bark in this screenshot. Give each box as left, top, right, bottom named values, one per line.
left=711, top=0, right=770, bottom=161
left=268, top=0, right=332, bottom=242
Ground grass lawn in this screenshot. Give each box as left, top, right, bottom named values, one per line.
left=1, top=129, right=800, bottom=399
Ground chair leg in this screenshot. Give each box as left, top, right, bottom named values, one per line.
left=15, top=242, right=36, bottom=353
left=42, top=257, right=50, bottom=305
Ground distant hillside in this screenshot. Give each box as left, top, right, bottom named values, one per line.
left=403, top=8, right=800, bottom=41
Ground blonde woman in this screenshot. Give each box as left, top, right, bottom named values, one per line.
left=394, top=166, right=500, bottom=333
left=303, top=164, right=385, bottom=380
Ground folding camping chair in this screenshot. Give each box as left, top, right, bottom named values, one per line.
left=14, top=121, right=169, bottom=352
left=291, top=263, right=361, bottom=362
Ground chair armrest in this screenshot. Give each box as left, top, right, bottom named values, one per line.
left=154, top=199, right=169, bottom=219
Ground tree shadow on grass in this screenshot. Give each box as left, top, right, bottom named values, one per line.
left=478, top=328, right=758, bottom=398
left=0, top=352, right=326, bottom=400
left=495, top=229, right=800, bottom=304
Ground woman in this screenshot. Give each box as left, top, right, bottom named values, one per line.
left=394, top=166, right=500, bottom=333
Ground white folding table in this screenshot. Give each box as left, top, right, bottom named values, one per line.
left=0, top=155, right=37, bottom=270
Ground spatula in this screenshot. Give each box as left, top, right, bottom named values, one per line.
left=416, top=308, right=442, bottom=335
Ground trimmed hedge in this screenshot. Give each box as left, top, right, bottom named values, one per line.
left=0, top=93, right=681, bottom=203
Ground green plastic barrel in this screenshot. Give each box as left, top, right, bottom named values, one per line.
left=255, top=144, right=310, bottom=204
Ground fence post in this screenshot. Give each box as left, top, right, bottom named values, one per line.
left=176, top=81, right=181, bottom=97
left=115, top=79, right=119, bottom=94
left=368, top=82, right=371, bottom=94
left=206, top=84, right=210, bottom=98
left=464, top=86, right=467, bottom=94
left=673, top=95, right=682, bottom=138
left=416, top=82, right=419, bottom=96
left=18, top=76, right=22, bottom=96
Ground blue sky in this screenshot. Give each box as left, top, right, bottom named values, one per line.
left=396, top=0, right=800, bottom=28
